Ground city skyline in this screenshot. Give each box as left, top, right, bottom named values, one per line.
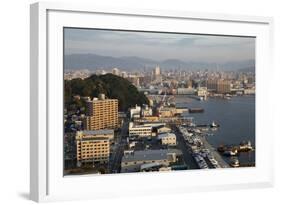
left=64, top=28, right=255, bottom=64
left=64, top=28, right=255, bottom=176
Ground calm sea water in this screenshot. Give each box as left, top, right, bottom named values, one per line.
left=176, top=95, right=255, bottom=165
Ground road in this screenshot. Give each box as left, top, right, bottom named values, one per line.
left=109, top=121, right=128, bottom=173
left=173, top=126, right=199, bottom=169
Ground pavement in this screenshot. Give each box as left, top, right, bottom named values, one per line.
left=173, top=126, right=199, bottom=169
left=109, top=121, right=128, bottom=173
left=197, top=135, right=230, bottom=168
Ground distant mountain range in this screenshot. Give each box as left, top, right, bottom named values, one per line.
left=64, top=53, right=255, bottom=72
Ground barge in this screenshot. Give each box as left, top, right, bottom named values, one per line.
left=217, top=140, right=254, bottom=155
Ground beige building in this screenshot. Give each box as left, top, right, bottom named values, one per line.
left=244, top=88, right=255, bottom=95
left=158, top=133, right=177, bottom=146
left=207, top=79, right=231, bottom=94
left=177, top=87, right=196, bottom=95
left=157, top=126, right=172, bottom=134
left=76, top=130, right=112, bottom=165
left=217, top=80, right=231, bottom=94
left=158, top=107, right=176, bottom=118
left=84, top=94, right=118, bottom=130
left=175, top=108, right=188, bottom=115
left=141, top=105, right=153, bottom=117
left=154, top=65, right=161, bottom=76
left=197, top=87, right=208, bottom=96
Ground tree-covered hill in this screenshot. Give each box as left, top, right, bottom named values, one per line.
left=64, top=74, right=149, bottom=111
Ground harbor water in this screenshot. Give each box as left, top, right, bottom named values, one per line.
left=176, top=95, right=255, bottom=166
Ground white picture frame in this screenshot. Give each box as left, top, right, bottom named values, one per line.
left=30, top=2, right=274, bottom=202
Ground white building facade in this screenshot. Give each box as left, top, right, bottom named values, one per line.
left=158, top=133, right=177, bottom=146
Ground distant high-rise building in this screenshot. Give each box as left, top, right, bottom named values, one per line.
left=153, top=65, right=162, bottom=82
left=217, top=80, right=231, bottom=94
left=207, top=78, right=231, bottom=93
left=207, top=79, right=218, bottom=91
left=84, top=94, right=118, bottom=130
left=187, top=79, right=193, bottom=88
left=154, top=65, right=161, bottom=76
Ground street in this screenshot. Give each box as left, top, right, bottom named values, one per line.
left=173, top=126, right=199, bottom=169
left=109, top=121, right=129, bottom=173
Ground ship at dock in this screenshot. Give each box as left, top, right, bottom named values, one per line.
left=188, top=108, right=204, bottom=113
left=177, top=125, right=230, bottom=169
left=223, top=149, right=238, bottom=156
left=239, top=140, right=253, bottom=152
left=175, top=95, right=255, bottom=168
left=187, top=121, right=220, bottom=130
left=217, top=140, right=254, bottom=156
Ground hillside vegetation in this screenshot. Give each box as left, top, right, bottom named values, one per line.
left=64, top=74, right=149, bottom=111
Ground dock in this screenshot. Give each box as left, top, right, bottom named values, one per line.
left=197, top=135, right=230, bottom=168
left=176, top=125, right=230, bottom=169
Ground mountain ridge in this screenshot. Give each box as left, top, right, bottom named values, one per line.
left=64, top=53, right=255, bottom=71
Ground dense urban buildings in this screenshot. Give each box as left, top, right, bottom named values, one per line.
left=64, top=65, right=256, bottom=175
left=64, top=28, right=255, bottom=176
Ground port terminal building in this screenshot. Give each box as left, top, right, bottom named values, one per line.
left=121, top=149, right=182, bottom=173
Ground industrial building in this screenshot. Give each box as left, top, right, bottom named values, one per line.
left=121, top=149, right=182, bottom=173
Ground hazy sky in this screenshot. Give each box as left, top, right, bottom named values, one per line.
left=64, top=28, right=255, bottom=63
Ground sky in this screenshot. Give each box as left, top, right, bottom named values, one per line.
left=64, top=28, right=255, bottom=63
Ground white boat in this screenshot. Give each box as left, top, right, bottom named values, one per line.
left=223, top=149, right=238, bottom=156
left=210, top=121, right=220, bottom=128
left=230, top=158, right=240, bottom=167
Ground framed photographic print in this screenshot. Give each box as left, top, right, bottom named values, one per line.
left=30, top=2, right=274, bottom=202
